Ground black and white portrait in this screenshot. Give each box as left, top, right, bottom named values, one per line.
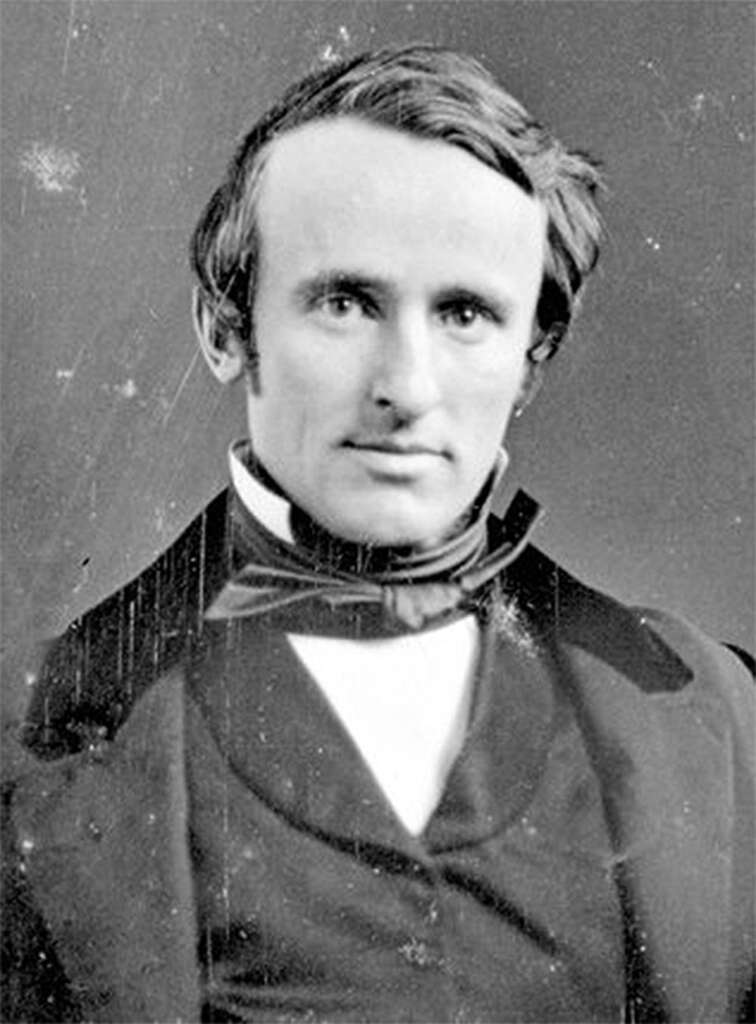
left=1, top=4, right=753, bottom=1022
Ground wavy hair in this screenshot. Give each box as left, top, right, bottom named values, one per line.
left=190, top=44, right=603, bottom=365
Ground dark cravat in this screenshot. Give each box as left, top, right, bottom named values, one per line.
left=206, top=456, right=541, bottom=631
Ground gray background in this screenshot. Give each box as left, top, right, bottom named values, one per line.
left=1, top=1, right=754, bottom=732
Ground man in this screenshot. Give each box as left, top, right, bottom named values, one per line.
left=2, top=44, right=753, bottom=1023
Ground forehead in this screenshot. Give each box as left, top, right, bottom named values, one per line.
left=255, top=116, right=546, bottom=287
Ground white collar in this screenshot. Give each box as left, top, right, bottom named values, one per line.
left=228, top=440, right=294, bottom=543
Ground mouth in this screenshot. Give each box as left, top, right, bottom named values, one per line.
left=343, top=439, right=447, bottom=457
left=341, top=438, right=449, bottom=481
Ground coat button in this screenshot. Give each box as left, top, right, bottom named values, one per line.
left=87, top=820, right=103, bottom=841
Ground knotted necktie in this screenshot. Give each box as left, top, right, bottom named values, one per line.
left=206, top=466, right=541, bottom=631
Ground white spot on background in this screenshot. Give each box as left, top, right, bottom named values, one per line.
left=319, top=43, right=338, bottom=64
left=690, top=92, right=706, bottom=117
left=114, top=378, right=138, bottom=399
left=319, top=26, right=351, bottom=65
left=19, top=142, right=81, bottom=194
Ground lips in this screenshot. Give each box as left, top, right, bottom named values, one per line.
left=343, top=438, right=447, bottom=457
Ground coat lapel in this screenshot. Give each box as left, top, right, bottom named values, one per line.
left=11, top=670, right=200, bottom=1023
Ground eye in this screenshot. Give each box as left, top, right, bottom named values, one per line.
left=314, top=290, right=377, bottom=323
left=444, top=302, right=481, bottom=328
left=322, top=293, right=358, bottom=317
left=438, top=297, right=499, bottom=334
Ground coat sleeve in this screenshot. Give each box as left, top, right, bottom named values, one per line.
left=1, top=782, right=81, bottom=1023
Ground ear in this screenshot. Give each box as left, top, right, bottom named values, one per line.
left=528, top=321, right=566, bottom=365
left=192, top=286, right=246, bottom=384
left=514, top=321, right=566, bottom=414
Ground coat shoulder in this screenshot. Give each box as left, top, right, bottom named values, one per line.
left=510, top=544, right=754, bottom=710
left=21, top=492, right=230, bottom=760
left=633, top=606, right=755, bottom=745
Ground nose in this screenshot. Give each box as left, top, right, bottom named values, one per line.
left=368, top=313, right=442, bottom=421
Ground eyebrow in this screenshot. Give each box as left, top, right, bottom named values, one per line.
left=293, top=269, right=515, bottom=321
left=294, top=271, right=392, bottom=306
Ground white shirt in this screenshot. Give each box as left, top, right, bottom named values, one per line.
left=229, top=444, right=480, bottom=835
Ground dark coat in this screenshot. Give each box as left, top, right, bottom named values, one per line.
left=2, top=493, right=754, bottom=1022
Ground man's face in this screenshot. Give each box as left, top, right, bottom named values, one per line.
left=247, top=117, right=546, bottom=546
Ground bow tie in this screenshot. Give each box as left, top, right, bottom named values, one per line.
left=206, top=488, right=541, bottom=632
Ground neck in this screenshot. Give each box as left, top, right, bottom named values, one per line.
left=228, top=438, right=505, bottom=580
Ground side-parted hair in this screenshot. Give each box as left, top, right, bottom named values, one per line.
left=190, top=43, right=603, bottom=364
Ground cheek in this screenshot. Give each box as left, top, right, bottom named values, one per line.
left=469, top=401, right=515, bottom=457
left=260, top=342, right=356, bottom=447
left=455, top=356, right=525, bottom=437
